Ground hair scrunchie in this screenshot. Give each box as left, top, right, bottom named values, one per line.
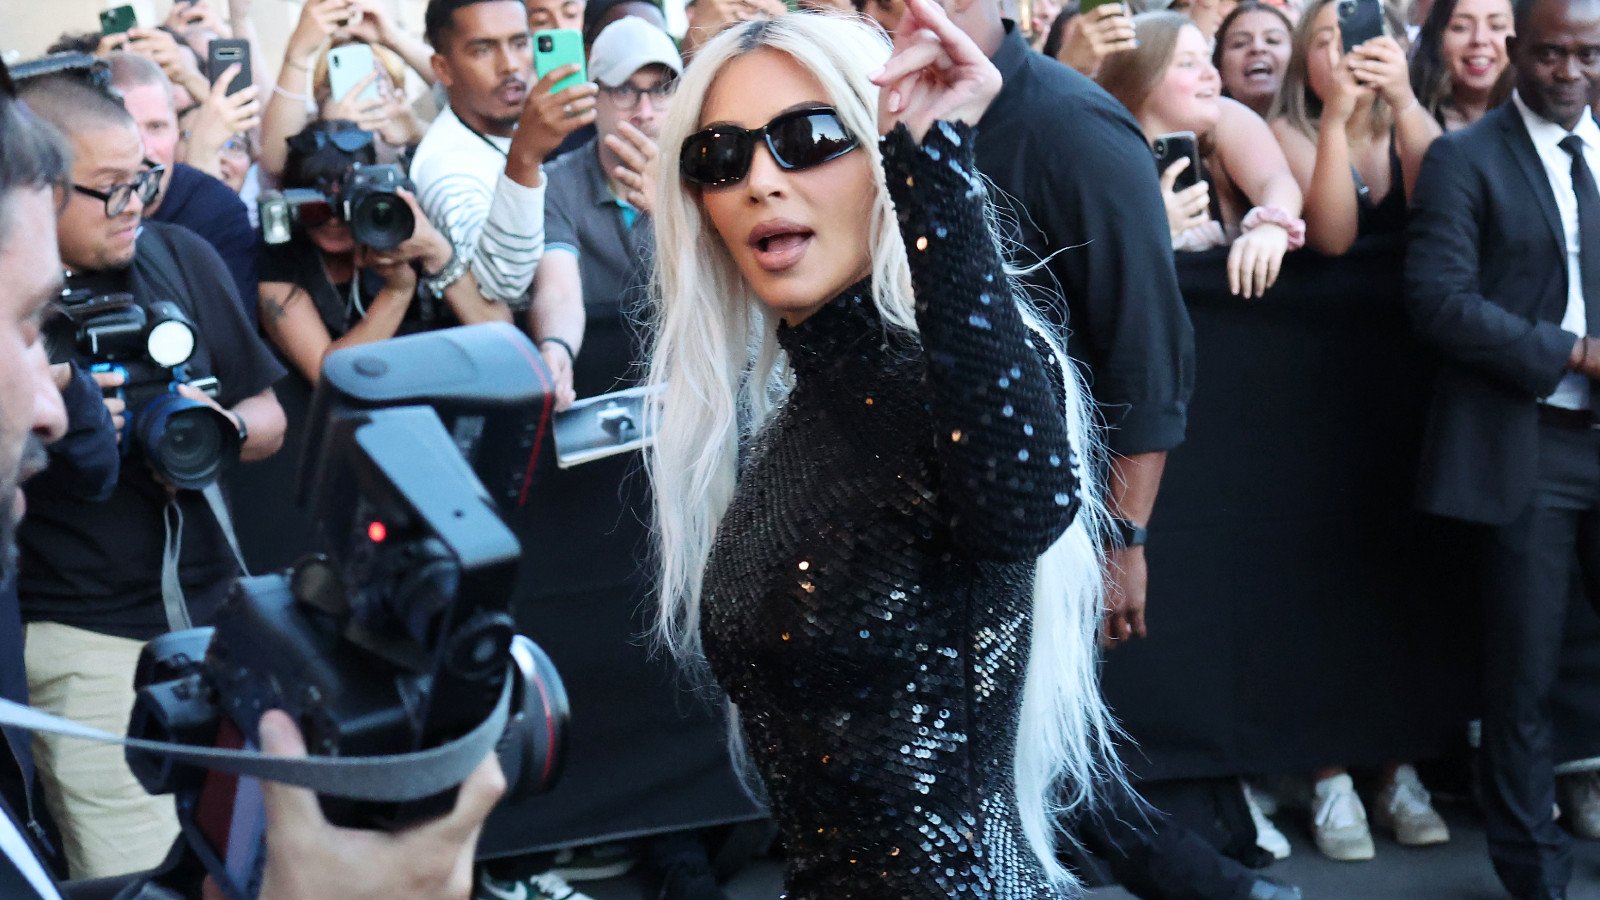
left=1241, top=205, right=1307, bottom=251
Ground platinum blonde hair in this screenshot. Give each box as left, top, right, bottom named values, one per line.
left=645, top=11, right=1120, bottom=887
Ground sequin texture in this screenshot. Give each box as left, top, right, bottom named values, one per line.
left=700, top=124, right=1083, bottom=898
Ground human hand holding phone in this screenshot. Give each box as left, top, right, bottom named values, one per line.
left=1057, top=3, right=1138, bottom=77
left=126, top=27, right=211, bottom=101
left=510, top=66, right=598, bottom=169
left=1160, top=158, right=1212, bottom=241
left=1346, top=35, right=1416, bottom=111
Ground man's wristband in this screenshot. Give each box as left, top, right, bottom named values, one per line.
left=1106, top=517, right=1149, bottom=550
left=537, top=337, right=575, bottom=364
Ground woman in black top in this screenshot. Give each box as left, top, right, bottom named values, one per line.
left=257, top=120, right=453, bottom=385
left=646, top=4, right=1116, bottom=896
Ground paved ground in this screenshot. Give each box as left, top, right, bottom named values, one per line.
left=574, top=802, right=1600, bottom=899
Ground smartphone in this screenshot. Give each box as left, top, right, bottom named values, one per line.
left=99, top=4, right=137, bottom=36
left=534, top=29, right=586, bottom=94
left=207, top=38, right=253, bottom=97
left=327, top=43, right=381, bottom=105
left=1152, top=131, right=1201, bottom=193
left=1337, top=0, right=1385, bottom=54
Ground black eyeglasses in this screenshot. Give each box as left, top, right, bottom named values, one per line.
left=72, top=160, right=164, bottom=217
left=680, top=107, right=858, bottom=187
left=286, top=126, right=376, bottom=157
left=600, top=80, right=678, bottom=112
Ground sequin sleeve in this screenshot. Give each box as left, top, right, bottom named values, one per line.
left=880, top=121, right=1081, bottom=560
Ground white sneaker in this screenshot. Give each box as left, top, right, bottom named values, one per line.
left=1372, top=765, right=1450, bottom=846
left=475, top=871, right=597, bottom=900
left=1243, top=780, right=1292, bottom=860
left=1312, top=773, right=1375, bottom=861
left=1558, top=770, right=1600, bottom=840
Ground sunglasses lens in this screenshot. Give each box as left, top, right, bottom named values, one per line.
left=681, top=128, right=752, bottom=186
left=770, top=111, right=855, bottom=171
left=298, top=201, right=335, bottom=228
left=331, top=130, right=373, bottom=152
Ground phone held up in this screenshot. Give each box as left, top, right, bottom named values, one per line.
left=327, top=43, right=382, bottom=105
left=207, top=39, right=253, bottom=97
left=1337, top=0, right=1385, bottom=54
left=534, top=29, right=586, bottom=94
left=100, top=4, right=137, bottom=36
left=1152, top=131, right=1201, bottom=193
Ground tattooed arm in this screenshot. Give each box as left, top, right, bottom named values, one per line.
left=257, top=278, right=412, bottom=386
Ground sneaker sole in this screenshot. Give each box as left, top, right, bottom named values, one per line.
left=549, top=860, right=636, bottom=882
left=1316, top=837, right=1375, bottom=861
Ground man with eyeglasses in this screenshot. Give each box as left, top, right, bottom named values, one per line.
left=11, top=74, right=286, bottom=881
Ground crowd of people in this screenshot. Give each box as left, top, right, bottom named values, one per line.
left=3, top=0, right=1600, bottom=897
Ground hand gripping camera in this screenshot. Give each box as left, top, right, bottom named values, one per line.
left=44, top=290, right=241, bottom=490
left=126, top=324, right=566, bottom=899
left=259, top=163, right=417, bottom=251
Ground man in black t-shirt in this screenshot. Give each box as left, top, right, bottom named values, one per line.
left=13, top=75, right=286, bottom=881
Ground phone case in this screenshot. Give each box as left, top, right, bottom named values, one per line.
left=1337, top=0, right=1385, bottom=53
left=99, top=5, right=137, bottom=36
left=534, top=29, right=586, bottom=94
left=207, top=39, right=252, bottom=97
left=1152, top=131, right=1200, bottom=193
left=328, top=44, right=381, bottom=105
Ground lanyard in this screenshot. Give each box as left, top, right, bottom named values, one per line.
left=458, top=114, right=510, bottom=159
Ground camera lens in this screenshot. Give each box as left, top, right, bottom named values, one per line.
left=538, top=35, right=553, bottom=51
left=133, top=393, right=241, bottom=490
left=351, top=193, right=416, bottom=251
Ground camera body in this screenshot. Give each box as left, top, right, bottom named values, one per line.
left=44, top=290, right=240, bottom=490
left=260, top=162, right=417, bottom=251
left=126, top=325, right=565, bottom=898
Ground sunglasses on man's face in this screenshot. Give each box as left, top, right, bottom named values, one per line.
left=679, top=107, right=859, bottom=188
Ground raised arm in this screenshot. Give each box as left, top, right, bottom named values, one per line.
left=872, top=0, right=1078, bottom=559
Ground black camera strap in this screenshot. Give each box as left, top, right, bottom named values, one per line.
left=158, top=487, right=252, bottom=634
left=0, top=672, right=511, bottom=804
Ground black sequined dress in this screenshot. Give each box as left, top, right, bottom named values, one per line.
left=700, top=122, right=1083, bottom=898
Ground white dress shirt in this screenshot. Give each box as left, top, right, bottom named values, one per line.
left=1512, top=90, right=1600, bottom=410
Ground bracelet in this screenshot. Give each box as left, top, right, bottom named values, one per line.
left=422, top=246, right=468, bottom=299
left=284, top=58, right=309, bottom=71
left=1241, top=205, right=1307, bottom=251
left=538, top=337, right=576, bottom=364
left=272, top=83, right=310, bottom=102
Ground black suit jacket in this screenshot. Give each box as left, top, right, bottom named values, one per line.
left=1406, top=102, right=1583, bottom=524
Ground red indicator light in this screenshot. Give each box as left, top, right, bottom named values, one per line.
left=367, top=521, right=388, bottom=543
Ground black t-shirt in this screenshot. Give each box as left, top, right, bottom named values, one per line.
left=147, top=163, right=258, bottom=319
left=18, top=221, right=286, bottom=640
left=257, top=237, right=450, bottom=352
left=975, top=23, right=1195, bottom=457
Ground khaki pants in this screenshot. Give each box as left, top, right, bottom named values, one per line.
left=25, top=621, right=179, bottom=880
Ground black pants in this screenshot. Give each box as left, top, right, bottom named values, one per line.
left=1479, top=420, right=1600, bottom=899
left=1074, top=780, right=1261, bottom=900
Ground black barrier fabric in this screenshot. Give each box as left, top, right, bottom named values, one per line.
left=1098, top=237, right=1477, bottom=780
left=225, top=375, right=759, bottom=857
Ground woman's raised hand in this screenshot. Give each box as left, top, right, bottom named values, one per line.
left=868, top=0, right=1001, bottom=142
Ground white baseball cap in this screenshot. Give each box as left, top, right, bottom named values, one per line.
left=588, top=17, right=684, bottom=88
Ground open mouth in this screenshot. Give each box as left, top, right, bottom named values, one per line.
left=1461, top=56, right=1495, bottom=77
left=748, top=221, right=816, bottom=272
left=1246, top=60, right=1274, bottom=78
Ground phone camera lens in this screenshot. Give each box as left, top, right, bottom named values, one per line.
left=538, top=36, right=553, bottom=52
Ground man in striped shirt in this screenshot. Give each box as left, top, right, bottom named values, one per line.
left=413, top=0, right=596, bottom=408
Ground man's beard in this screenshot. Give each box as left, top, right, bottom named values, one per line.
left=0, top=436, right=48, bottom=583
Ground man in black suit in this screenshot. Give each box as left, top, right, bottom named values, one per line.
left=1407, top=0, right=1600, bottom=895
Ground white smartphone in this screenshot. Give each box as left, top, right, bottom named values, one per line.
left=327, top=43, right=381, bottom=105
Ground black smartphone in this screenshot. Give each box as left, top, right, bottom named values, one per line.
left=207, top=39, right=253, bottom=97
left=1152, top=131, right=1201, bottom=193
left=99, top=4, right=137, bottom=36
left=1337, top=0, right=1385, bottom=54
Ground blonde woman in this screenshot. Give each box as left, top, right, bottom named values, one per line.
left=1269, top=0, right=1440, bottom=255
left=646, top=3, right=1116, bottom=895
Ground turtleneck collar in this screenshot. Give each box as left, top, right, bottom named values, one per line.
left=774, top=278, right=889, bottom=383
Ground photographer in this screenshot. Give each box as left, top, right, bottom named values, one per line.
left=259, top=120, right=464, bottom=385
left=12, top=74, right=287, bottom=880
left=0, top=73, right=505, bottom=900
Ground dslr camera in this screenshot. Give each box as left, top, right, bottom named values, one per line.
left=44, top=289, right=240, bottom=490
left=125, top=324, right=567, bottom=900
left=259, top=163, right=416, bottom=251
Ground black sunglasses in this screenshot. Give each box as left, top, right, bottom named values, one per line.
left=680, top=107, right=858, bottom=187
left=286, top=126, right=376, bottom=157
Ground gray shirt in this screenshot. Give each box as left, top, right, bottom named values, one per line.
left=542, top=137, right=654, bottom=395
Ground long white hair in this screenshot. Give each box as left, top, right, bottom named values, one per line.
left=645, top=12, right=1121, bottom=887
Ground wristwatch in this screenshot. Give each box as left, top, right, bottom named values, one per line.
left=234, top=413, right=249, bottom=447
left=422, top=245, right=469, bottom=299
left=1107, top=517, right=1149, bottom=550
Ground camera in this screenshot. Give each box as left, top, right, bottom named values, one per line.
left=259, top=162, right=416, bottom=251
left=126, top=324, right=566, bottom=899
left=44, top=290, right=240, bottom=490
left=538, top=33, right=554, bottom=52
